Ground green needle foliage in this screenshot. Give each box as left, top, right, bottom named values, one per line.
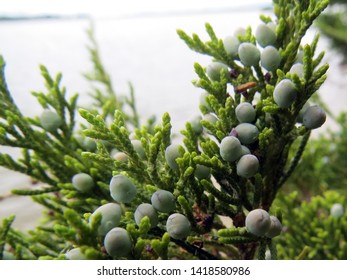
left=283, top=111, right=347, bottom=198
left=274, top=191, right=347, bottom=260
left=316, top=0, right=347, bottom=63
left=0, top=0, right=334, bottom=260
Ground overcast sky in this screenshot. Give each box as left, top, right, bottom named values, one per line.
left=0, top=0, right=271, bottom=18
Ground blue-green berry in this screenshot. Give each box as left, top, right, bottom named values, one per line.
left=297, top=102, right=310, bottom=123
left=200, top=92, right=213, bottom=112
left=83, top=138, right=97, bottom=151
left=109, top=175, right=137, bottom=203
left=131, top=139, right=146, bottom=160
left=166, top=213, right=191, bottom=240
left=151, top=190, right=176, bottom=213
left=165, top=144, right=182, bottom=172
left=273, top=79, right=298, bottom=108
left=302, top=105, right=326, bottom=129
left=206, top=62, right=229, bottom=81
left=236, top=154, right=259, bottom=178
left=89, top=203, right=122, bottom=236
left=261, top=46, right=281, bottom=72
left=65, top=248, right=87, bottom=260
left=40, top=109, right=62, bottom=131
left=245, top=209, right=271, bottom=236
left=220, top=136, right=243, bottom=162
left=235, top=102, right=256, bottom=123
left=330, top=203, right=344, bottom=218
left=76, top=136, right=96, bottom=151
left=194, top=164, right=211, bottom=180
left=235, top=123, right=259, bottom=145
left=104, top=227, right=132, bottom=258
left=255, top=23, right=277, bottom=47
left=238, top=43, right=260, bottom=66
left=241, top=145, right=251, bottom=156
left=72, top=173, right=94, bottom=193
left=267, top=22, right=276, bottom=33
left=113, top=151, right=129, bottom=162
left=234, top=27, right=247, bottom=38
left=203, top=113, right=218, bottom=125
left=265, top=216, right=283, bottom=238
left=134, top=203, right=158, bottom=228
left=290, top=63, right=304, bottom=78
left=189, top=115, right=203, bottom=135
left=223, top=36, right=240, bottom=58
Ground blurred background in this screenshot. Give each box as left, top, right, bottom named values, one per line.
left=0, top=0, right=347, bottom=231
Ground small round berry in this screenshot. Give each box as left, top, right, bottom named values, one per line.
left=261, top=46, right=281, bottom=72
left=40, top=109, right=62, bottom=131
left=165, top=144, right=182, bottom=172
left=297, top=102, right=310, bottom=123
left=240, top=145, right=251, bottom=156
left=104, top=227, right=132, bottom=258
left=203, top=113, right=218, bottom=125
left=194, top=164, right=211, bottom=180
left=89, top=203, right=122, bottom=236
left=330, top=203, right=344, bottom=218
left=219, top=136, right=243, bottom=162
left=151, top=190, right=176, bottom=213
left=234, top=27, right=247, bottom=38
left=265, top=216, right=283, bottom=238
left=83, top=138, right=97, bottom=151
left=290, top=63, right=304, bottom=78
left=65, top=248, right=87, bottom=260
left=238, top=43, right=261, bottom=66
left=245, top=209, right=271, bottom=236
left=273, top=79, right=298, bottom=108
left=166, top=213, right=191, bottom=240
left=235, top=102, right=256, bottom=123
left=236, top=154, right=259, bottom=178
left=72, top=173, right=94, bottom=193
left=113, top=151, right=129, bottom=162
left=134, top=203, right=158, bottom=228
left=75, top=135, right=85, bottom=147
left=76, top=135, right=95, bottom=151
left=302, top=105, right=326, bottom=129
left=234, top=123, right=259, bottom=145
left=189, top=115, right=203, bottom=135
left=109, top=175, right=137, bottom=203
left=266, top=22, right=277, bottom=33
left=200, top=92, right=213, bottom=112
left=206, top=62, right=229, bottom=81
left=223, top=36, right=240, bottom=58
left=255, top=23, right=277, bottom=47
left=131, top=139, right=146, bottom=160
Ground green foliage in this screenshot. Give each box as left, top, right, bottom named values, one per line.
left=316, top=0, right=347, bottom=63
left=284, top=112, right=347, bottom=197
left=274, top=191, right=347, bottom=259
left=0, top=0, right=336, bottom=260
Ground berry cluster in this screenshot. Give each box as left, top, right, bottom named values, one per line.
left=198, top=21, right=328, bottom=183
left=245, top=209, right=282, bottom=238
